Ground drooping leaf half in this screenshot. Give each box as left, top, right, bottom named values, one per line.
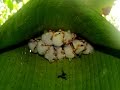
left=0, top=0, right=120, bottom=51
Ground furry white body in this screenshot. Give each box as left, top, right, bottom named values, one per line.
left=41, top=31, right=53, bottom=45
left=83, top=43, right=94, bottom=54
left=52, top=31, right=64, bottom=46
left=64, top=45, right=75, bottom=59
left=37, top=40, right=50, bottom=55
left=28, top=30, right=94, bottom=62
left=72, top=39, right=86, bottom=54
left=44, top=46, right=56, bottom=62
left=55, top=47, right=65, bottom=60
left=28, top=39, right=38, bottom=53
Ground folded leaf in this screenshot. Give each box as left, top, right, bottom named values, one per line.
left=0, top=1, right=120, bottom=90
left=0, top=0, right=120, bottom=51
left=76, top=0, right=115, bottom=14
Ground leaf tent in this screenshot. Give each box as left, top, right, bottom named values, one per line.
left=0, top=0, right=120, bottom=90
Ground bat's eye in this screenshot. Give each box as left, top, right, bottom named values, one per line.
left=81, top=45, right=84, bottom=46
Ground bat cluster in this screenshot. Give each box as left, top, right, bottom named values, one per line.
left=28, top=29, right=94, bottom=62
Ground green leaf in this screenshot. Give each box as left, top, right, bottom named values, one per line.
left=0, top=0, right=119, bottom=89
left=79, top=0, right=115, bottom=14
left=0, top=0, right=120, bottom=51
left=0, top=45, right=120, bottom=90
left=3, top=0, right=13, bottom=11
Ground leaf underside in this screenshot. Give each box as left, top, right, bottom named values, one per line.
left=0, top=45, right=120, bottom=90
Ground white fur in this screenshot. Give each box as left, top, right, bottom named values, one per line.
left=28, top=30, right=94, bottom=62
left=28, top=39, right=38, bottom=53
left=37, top=40, right=50, bottom=55
left=64, top=44, right=75, bottom=58
left=41, top=31, right=53, bottom=45
left=45, top=46, right=56, bottom=62
left=55, top=47, right=65, bottom=60
left=52, top=31, right=64, bottom=46
left=72, top=39, right=86, bottom=54
left=83, top=43, right=94, bottom=54
left=63, top=31, right=76, bottom=44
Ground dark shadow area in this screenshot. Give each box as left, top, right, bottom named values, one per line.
left=95, top=45, right=120, bottom=59
left=0, top=40, right=27, bottom=54
left=57, top=69, right=67, bottom=80
left=0, top=30, right=120, bottom=60
left=1, top=40, right=120, bottom=59
left=0, top=32, right=43, bottom=54
left=82, top=37, right=120, bottom=59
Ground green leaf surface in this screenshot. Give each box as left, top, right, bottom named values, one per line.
left=75, top=0, right=115, bottom=14
left=0, top=45, right=120, bottom=90
left=0, top=0, right=120, bottom=90
left=0, top=0, right=120, bottom=51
